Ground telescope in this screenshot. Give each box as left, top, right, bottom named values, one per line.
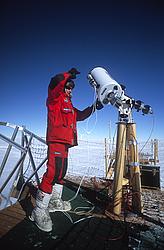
left=88, top=67, right=153, bottom=121
left=88, top=67, right=154, bottom=215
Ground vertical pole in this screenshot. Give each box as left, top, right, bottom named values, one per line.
left=19, top=126, right=25, bottom=183
left=11, top=127, right=25, bottom=198
left=105, top=138, right=108, bottom=177
left=113, top=122, right=126, bottom=215
left=126, top=123, right=143, bottom=213
left=154, top=139, right=158, bottom=165
left=0, top=126, right=19, bottom=176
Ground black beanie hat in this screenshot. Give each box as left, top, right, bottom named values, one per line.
left=65, top=80, right=75, bottom=89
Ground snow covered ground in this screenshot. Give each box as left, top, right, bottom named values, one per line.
left=0, top=138, right=164, bottom=209
left=68, top=139, right=164, bottom=188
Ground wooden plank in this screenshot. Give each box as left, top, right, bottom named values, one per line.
left=0, top=214, right=22, bottom=236
left=5, top=205, right=26, bottom=215
left=0, top=186, right=35, bottom=238
left=0, top=209, right=25, bottom=220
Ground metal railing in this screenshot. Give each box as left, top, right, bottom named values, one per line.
left=0, top=122, right=47, bottom=210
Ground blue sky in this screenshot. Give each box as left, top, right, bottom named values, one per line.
left=1, top=0, right=164, bottom=142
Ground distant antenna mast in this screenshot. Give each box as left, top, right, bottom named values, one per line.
left=108, top=120, right=112, bottom=151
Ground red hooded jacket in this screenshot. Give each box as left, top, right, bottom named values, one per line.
left=46, top=72, right=93, bottom=146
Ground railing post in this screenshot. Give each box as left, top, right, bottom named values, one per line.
left=0, top=126, right=19, bottom=176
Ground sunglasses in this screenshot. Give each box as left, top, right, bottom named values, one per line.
left=65, top=86, right=73, bottom=90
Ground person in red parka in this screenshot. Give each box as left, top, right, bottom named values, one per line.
left=29, top=68, right=103, bottom=232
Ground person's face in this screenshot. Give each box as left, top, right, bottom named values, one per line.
left=65, top=86, right=73, bottom=97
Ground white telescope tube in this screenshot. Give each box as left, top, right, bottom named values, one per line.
left=88, top=67, right=124, bottom=105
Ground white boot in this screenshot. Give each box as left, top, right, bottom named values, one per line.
left=48, top=184, right=71, bottom=212
left=29, top=189, right=52, bottom=232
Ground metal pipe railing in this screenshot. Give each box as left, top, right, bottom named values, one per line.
left=0, top=121, right=47, bottom=210
left=0, top=126, right=19, bottom=176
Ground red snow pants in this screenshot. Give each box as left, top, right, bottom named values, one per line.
left=39, top=143, right=69, bottom=194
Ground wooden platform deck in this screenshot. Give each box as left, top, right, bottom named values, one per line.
left=0, top=198, right=28, bottom=237
left=0, top=184, right=129, bottom=250
left=0, top=177, right=164, bottom=249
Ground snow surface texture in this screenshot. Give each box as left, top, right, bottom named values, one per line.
left=0, top=138, right=163, bottom=187
left=0, top=138, right=163, bottom=209
left=68, top=139, right=164, bottom=188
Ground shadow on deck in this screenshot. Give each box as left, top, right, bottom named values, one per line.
left=0, top=184, right=129, bottom=250
left=1, top=177, right=164, bottom=250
